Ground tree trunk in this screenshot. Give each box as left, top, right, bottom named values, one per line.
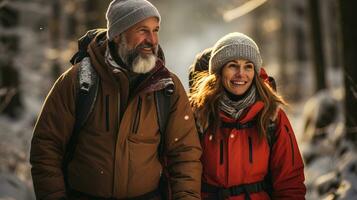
left=339, top=0, right=357, bottom=141
left=0, top=5, right=22, bottom=118
left=308, top=0, right=326, bottom=91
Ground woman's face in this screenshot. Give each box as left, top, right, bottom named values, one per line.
left=221, top=59, right=255, bottom=95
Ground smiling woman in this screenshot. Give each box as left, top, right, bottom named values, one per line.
left=189, top=32, right=306, bottom=200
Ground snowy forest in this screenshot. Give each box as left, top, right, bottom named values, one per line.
left=0, top=0, right=357, bottom=199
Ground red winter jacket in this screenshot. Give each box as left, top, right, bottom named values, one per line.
left=201, top=101, right=306, bottom=200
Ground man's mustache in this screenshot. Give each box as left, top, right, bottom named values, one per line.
left=137, top=42, right=154, bottom=49
left=136, top=42, right=157, bottom=54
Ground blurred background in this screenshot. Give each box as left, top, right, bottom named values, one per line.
left=0, top=0, right=356, bottom=199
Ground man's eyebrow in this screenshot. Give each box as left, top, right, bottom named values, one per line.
left=135, top=25, right=160, bottom=30
left=135, top=25, right=148, bottom=30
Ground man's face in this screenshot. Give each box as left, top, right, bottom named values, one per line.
left=123, top=16, right=159, bottom=56
left=114, top=17, right=160, bottom=73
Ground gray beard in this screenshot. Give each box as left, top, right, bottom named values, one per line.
left=118, top=35, right=158, bottom=74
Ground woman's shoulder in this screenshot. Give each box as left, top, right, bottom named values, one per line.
left=274, top=107, right=294, bottom=131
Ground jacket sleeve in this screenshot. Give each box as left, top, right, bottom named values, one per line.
left=30, top=66, right=78, bottom=200
left=165, top=74, right=202, bottom=200
left=270, top=110, right=306, bottom=199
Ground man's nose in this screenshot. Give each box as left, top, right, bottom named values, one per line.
left=145, top=32, right=158, bottom=45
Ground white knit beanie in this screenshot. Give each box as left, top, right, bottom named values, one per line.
left=209, top=32, right=262, bottom=74
left=106, top=0, right=161, bottom=41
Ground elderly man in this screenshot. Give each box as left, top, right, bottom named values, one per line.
left=30, top=0, right=202, bottom=199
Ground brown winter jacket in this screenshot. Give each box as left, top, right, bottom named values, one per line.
left=30, top=34, right=202, bottom=200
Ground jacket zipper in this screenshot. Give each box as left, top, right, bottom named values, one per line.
left=132, top=97, right=142, bottom=134
left=112, top=92, right=120, bottom=196
left=220, top=140, right=224, bottom=165
left=117, top=91, right=120, bottom=132
left=285, top=125, right=295, bottom=166
left=105, top=95, right=110, bottom=132
left=248, top=136, right=253, bottom=163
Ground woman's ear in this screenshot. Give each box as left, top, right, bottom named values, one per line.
left=113, top=35, right=121, bottom=44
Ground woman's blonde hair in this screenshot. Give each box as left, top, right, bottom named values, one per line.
left=189, top=69, right=287, bottom=139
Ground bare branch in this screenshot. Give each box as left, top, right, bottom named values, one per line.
left=0, top=0, right=9, bottom=8
left=0, top=87, right=17, bottom=113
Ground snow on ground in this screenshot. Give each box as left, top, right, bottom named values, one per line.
left=0, top=105, right=37, bottom=199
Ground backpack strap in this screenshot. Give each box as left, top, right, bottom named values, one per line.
left=266, top=121, right=277, bottom=149
left=62, top=57, right=99, bottom=189
left=155, top=82, right=174, bottom=159
left=202, top=181, right=266, bottom=200
left=74, top=57, right=100, bottom=127
left=221, top=121, right=256, bottom=129
left=155, top=81, right=174, bottom=200
left=264, top=120, right=277, bottom=197
left=63, top=28, right=101, bottom=171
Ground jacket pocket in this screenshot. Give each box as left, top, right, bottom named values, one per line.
left=105, top=95, right=110, bottom=132
left=132, top=97, right=142, bottom=134
left=127, top=133, right=161, bottom=192
left=248, top=136, right=253, bottom=163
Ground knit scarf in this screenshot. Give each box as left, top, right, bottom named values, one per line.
left=219, top=85, right=257, bottom=120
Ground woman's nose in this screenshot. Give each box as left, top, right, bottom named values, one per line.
left=235, top=68, right=244, bottom=77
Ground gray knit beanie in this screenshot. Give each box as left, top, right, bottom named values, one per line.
left=106, top=0, right=161, bottom=41
left=209, top=32, right=262, bottom=74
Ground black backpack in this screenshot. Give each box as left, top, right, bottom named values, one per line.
left=62, top=30, right=173, bottom=198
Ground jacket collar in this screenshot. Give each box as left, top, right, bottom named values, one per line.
left=133, top=59, right=173, bottom=95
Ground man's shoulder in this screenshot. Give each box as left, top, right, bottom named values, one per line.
left=52, top=64, right=80, bottom=91
left=168, top=73, right=183, bottom=90
left=166, top=72, right=190, bottom=101
left=167, top=72, right=181, bottom=85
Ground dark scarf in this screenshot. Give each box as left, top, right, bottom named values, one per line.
left=219, top=85, right=257, bottom=120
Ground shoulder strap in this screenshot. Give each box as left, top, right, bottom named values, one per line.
left=63, top=28, right=101, bottom=170
left=266, top=121, right=277, bottom=149
left=221, top=121, right=256, bottom=129
left=155, top=83, right=175, bottom=159
left=74, top=57, right=100, bottom=128
left=265, top=120, right=277, bottom=197
left=62, top=57, right=99, bottom=187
